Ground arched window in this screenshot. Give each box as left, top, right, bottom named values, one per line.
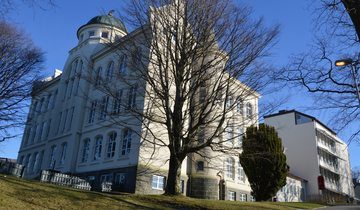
left=246, top=102, right=252, bottom=118
left=81, top=139, right=90, bottom=163
left=106, top=61, right=114, bottom=81
left=119, top=55, right=127, bottom=75
left=107, top=132, right=117, bottom=158
left=93, top=135, right=103, bottom=160
left=95, top=67, right=102, bottom=86
left=121, top=129, right=132, bottom=156
left=225, top=157, right=235, bottom=179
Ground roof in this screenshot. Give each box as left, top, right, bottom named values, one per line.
left=77, top=13, right=127, bottom=37
left=264, top=109, right=337, bottom=136
left=288, top=173, right=308, bottom=182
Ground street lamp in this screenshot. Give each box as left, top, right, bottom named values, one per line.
left=334, top=58, right=360, bottom=106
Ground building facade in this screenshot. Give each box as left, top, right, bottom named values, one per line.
left=265, top=110, right=355, bottom=203
left=17, top=5, right=259, bottom=201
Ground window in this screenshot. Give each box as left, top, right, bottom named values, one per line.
left=106, top=61, right=114, bottom=81
left=68, top=79, right=74, bottom=98
left=71, top=59, right=78, bottom=77
left=39, top=98, right=44, bottom=113
left=101, top=31, right=109, bottom=38
left=78, top=60, right=83, bottom=76
left=119, top=55, right=127, bottom=75
left=49, top=145, right=57, bottom=168
left=64, top=81, right=69, bottom=100
left=228, top=191, right=236, bottom=201
left=246, top=102, right=252, bottom=118
left=81, top=139, right=90, bottom=163
left=31, top=124, right=37, bottom=144
left=33, top=152, right=40, bottom=172
left=113, top=90, right=123, bottom=114
left=199, top=83, right=206, bottom=102
left=45, top=119, right=51, bottom=138
left=60, top=142, right=67, bottom=165
left=240, top=193, right=247, bottom=202
left=121, top=129, right=132, bottom=156
left=38, top=121, right=45, bottom=142
left=45, top=94, right=51, bottom=111
left=107, top=132, right=117, bottom=158
left=237, top=100, right=243, bottom=114
left=225, top=158, right=235, bottom=180
left=196, top=161, right=204, bottom=171
left=181, top=180, right=185, bottom=193
left=237, top=162, right=246, bottom=183
left=237, top=128, right=243, bottom=147
left=226, top=127, right=233, bottom=145
left=24, top=154, right=31, bottom=168
left=88, top=100, right=97, bottom=123
left=61, top=109, right=68, bottom=133
left=29, top=152, right=37, bottom=173
left=226, top=96, right=233, bottom=109
left=89, top=30, right=95, bottom=37
left=99, top=96, right=109, bottom=120
left=127, top=85, right=137, bottom=109
left=115, top=173, right=126, bottom=185
left=93, top=136, right=103, bottom=160
left=35, top=151, right=44, bottom=172
left=101, top=174, right=113, bottom=183
left=198, top=126, right=205, bottom=143
left=152, top=175, right=165, bottom=190
left=95, top=67, right=102, bottom=86
left=32, top=101, right=38, bottom=116
left=51, top=90, right=58, bottom=109
left=67, top=107, right=75, bottom=131
left=132, top=47, right=141, bottom=65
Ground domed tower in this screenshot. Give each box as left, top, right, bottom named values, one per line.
left=77, top=11, right=127, bottom=44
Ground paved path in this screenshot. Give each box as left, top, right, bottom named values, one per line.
left=320, top=205, right=360, bottom=210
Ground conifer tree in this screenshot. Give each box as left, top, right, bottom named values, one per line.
left=240, top=124, right=289, bottom=201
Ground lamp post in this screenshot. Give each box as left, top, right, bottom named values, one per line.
left=335, top=58, right=360, bottom=106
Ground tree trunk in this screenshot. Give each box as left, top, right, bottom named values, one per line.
left=164, top=155, right=183, bottom=195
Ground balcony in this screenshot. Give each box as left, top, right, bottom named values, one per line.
left=318, top=158, right=339, bottom=175
left=317, top=140, right=337, bottom=155
left=324, top=179, right=341, bottom=192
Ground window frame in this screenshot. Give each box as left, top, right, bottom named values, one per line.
left=152, top=175, right=165, bottom=190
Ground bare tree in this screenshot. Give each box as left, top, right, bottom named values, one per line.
left=277, top=1, right=360, bottom=143
left=0, top=0, right=56, bottom=19
left=353, top=167, right=360, bottom=188
left=0, top=21, right=43, bottom=142
left=89, top=0, right=279, bottom=195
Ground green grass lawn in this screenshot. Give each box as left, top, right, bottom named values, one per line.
left=0, top=174, right=323, bottom=210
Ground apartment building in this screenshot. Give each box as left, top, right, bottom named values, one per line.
left=265, top=110, right=355, bottom=203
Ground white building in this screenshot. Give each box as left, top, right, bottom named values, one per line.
left=265, top=110, right=355, bottom=203
left=17, top=5, right=259, bottom=201
left=276, top=174, right=307, bottom=202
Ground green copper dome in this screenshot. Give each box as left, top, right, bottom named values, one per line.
left=77, top=12, right=127, bottom=37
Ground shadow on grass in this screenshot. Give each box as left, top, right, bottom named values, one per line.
left=1, top=176, right=158, bottom=210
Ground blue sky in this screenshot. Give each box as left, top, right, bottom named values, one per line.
left=1, top=0, right=359, bottom=169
